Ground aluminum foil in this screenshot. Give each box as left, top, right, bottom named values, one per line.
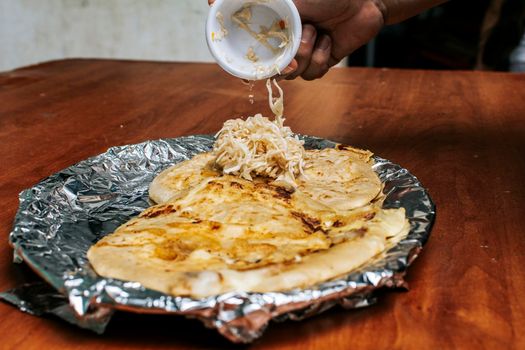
left=4, top=135, right=435, bottom=343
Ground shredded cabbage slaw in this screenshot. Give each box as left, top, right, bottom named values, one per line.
left=213, top=79, right=305, bottom=188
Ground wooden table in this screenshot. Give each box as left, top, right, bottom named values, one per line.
left=1, top=59, right=524, bottom=349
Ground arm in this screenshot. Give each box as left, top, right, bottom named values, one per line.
left=381, top=0, right=449, bottom=24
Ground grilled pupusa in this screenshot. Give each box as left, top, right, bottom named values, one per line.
left=88, top=146, right=409, bottom=298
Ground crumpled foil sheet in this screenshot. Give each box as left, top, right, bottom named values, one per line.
left=3, top=135, right=435, bottom=343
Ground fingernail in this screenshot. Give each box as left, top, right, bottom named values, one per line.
left=301, top=26, right=315, bottom=43
left=281, top=59, right=297, bottom=75
left=318, top=35, right=331, bottom=51
left=282, top=65, right=295, bottom=74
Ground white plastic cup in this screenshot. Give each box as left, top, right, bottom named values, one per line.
left=206, top=0, right=302, bottom=81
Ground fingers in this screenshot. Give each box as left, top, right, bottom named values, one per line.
left=272, top=59, right=298, bottom=81
left=284, top=24, right=317, bottom=80
left=284, top=25, right=332, bottom=81
left=208, top=0, right=214, bottom=5
left=301, top=35, right=332, bottom=81
left=283, top=59, right=298, bottom=74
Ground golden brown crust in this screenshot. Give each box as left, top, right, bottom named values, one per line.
left=88, top=147, right=409, bottom=298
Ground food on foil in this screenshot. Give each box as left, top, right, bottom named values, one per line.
left=87, top=78, right=410, bottom=299
left=149, top=147, right=382, bottom=213
left=87, top=145, right=409, bottom=298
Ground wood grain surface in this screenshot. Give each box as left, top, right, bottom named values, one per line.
left=0, top=59, right=524, bottom=349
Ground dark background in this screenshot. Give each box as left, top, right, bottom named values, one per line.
left=349, top=0, right=525, bottom=71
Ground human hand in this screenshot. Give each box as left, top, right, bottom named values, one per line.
left=207, top=0, right=384, bottom=80
left=286, top=0, right=385, bottom=80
